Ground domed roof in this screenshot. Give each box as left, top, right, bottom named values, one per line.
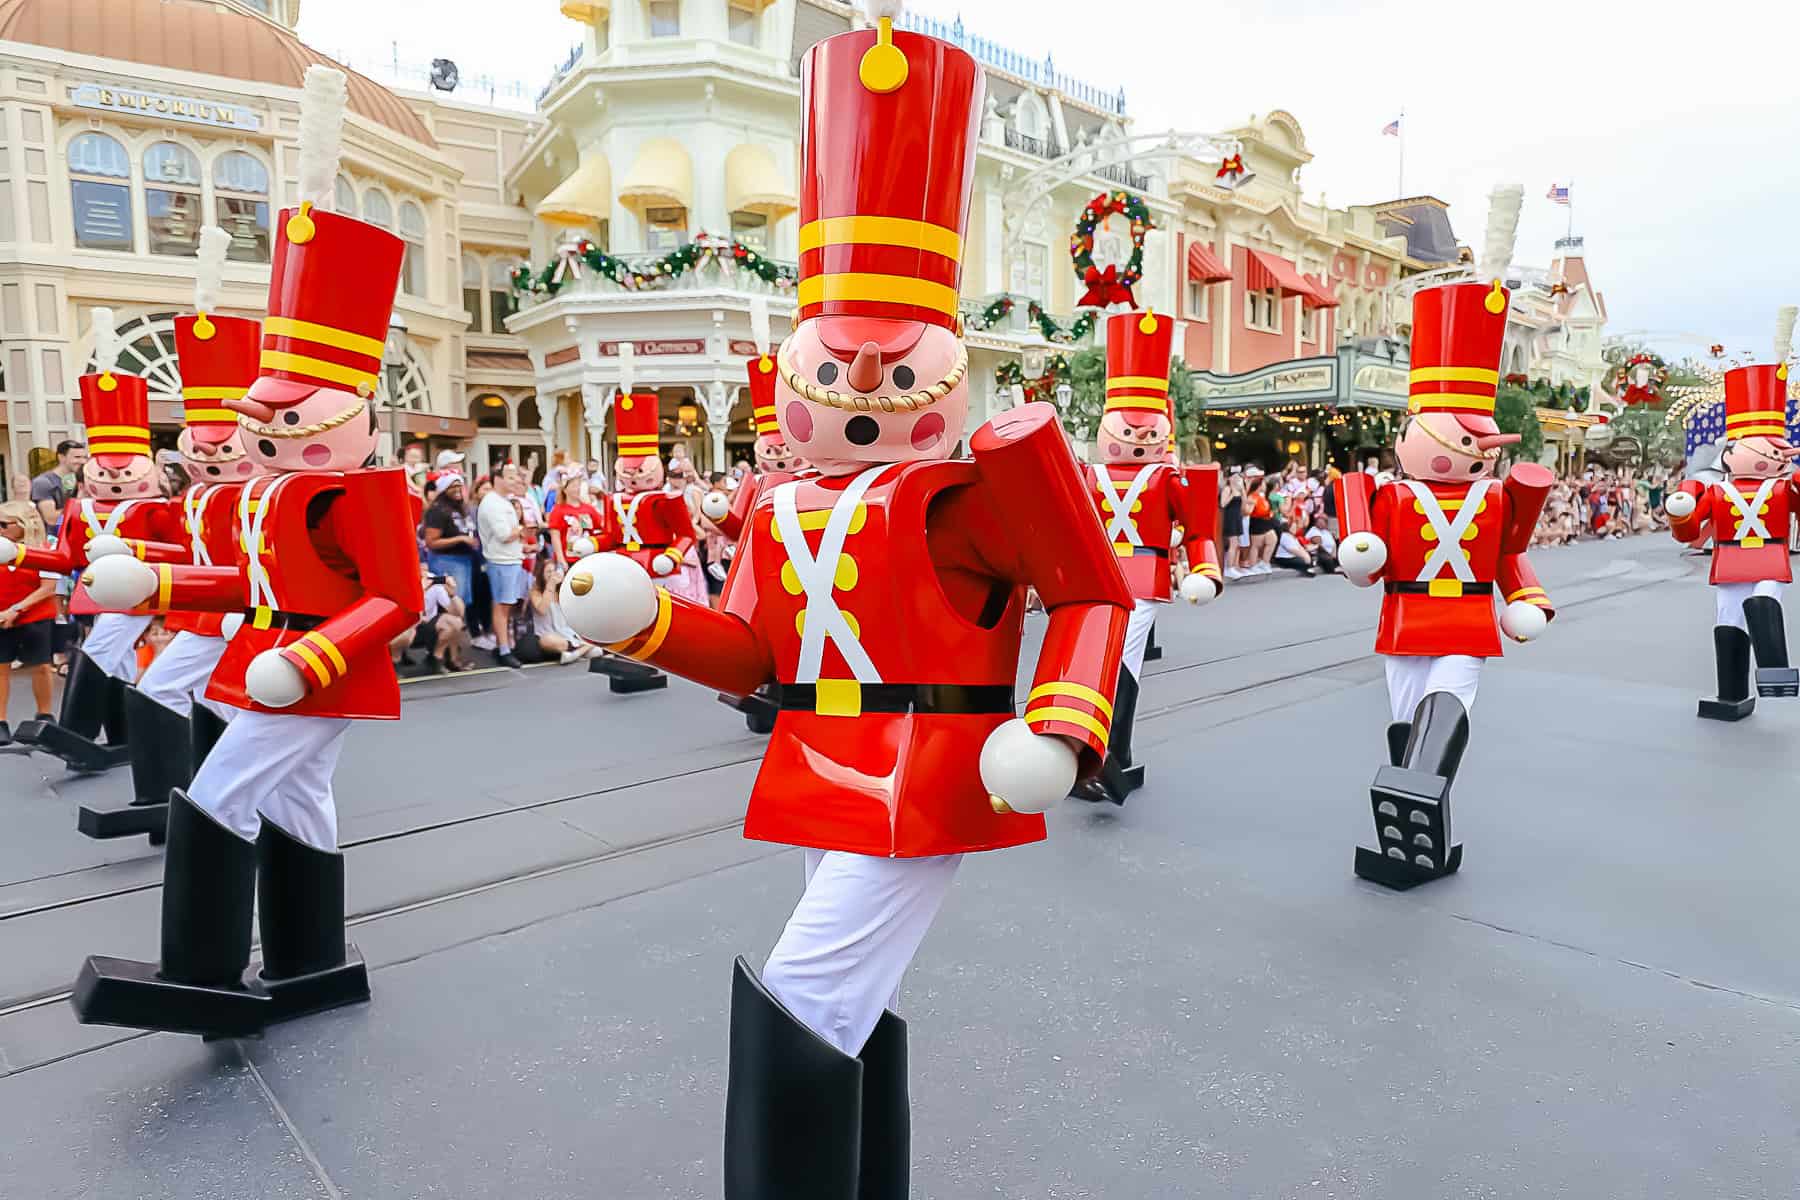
left=0, top=0, right=435, bottom=147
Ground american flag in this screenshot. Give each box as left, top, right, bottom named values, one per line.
left=1381, top=117, right=1401, bottom=137
left=1683, top=396, right=1800, bottom=457
left=1546, top=184, right=1571, bottom=206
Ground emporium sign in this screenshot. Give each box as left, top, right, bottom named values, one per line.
left=1192, top=363, right=1334, bottom=402
left=71, top=83, right=262, bottom=132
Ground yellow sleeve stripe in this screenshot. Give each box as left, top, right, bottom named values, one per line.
left=1505, top=587, right=1546, bottom=602
left=613, top=588, right=673, bottom=660
left=301, top=631, right=348, bottom=676
left=287, top=639, right=334, bottom=688
left=1023, top=704, right=1110, bottom=744
left=131, top=540, right=147, bottom=560
left=1195, top=564, right=1222, bottom=576
left=156, top=564, right=172, bottom=611
left=1026, top=681, right=1114, bottom=719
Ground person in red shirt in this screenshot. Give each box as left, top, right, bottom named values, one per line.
left=548, top=475, right=609, bottom=564
left=0, top=500, right=57, bottom=743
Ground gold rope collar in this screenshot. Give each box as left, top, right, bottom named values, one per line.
left=239, top=400, right=368, bottom=440
left=777, top=343, right=967, bottom=413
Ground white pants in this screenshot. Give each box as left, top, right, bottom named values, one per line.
left=83, top=612, right=151, bottom=681
left=188, top=709, right=352, bottom=851
left=136, top=631, right=237, bottom=721
left=761, top=850, right=962, bottom=1056
left=1716, top=580, right=1785, bottom=629
left=1384, top=654, right=1485, bottom=723
left=1121, top=598, right=1159, bottom=680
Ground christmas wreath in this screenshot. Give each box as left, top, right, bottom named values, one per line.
left=1070, top=190, right=1154, bottom=309
left=1613, top=351, right=1669, bottom=406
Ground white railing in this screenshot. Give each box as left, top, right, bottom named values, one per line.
left=327, top=48, right=540, bottom=113
left=897, top=13, right=1127, bottom=115
left=516, top=243, right=798, bottom=311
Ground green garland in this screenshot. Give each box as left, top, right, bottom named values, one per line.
left=512, top=235, right=799, bottom=298
left=994, top=354, right=1070, bottom=404
left=963, top=296, right=1097, bottom=345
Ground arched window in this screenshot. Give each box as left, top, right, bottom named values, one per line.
left=518, top=395, right=541, bottom=431
left=144, top=141, right=203, bottom=256
left=213, top=151, right=271, bottom=262
left=461, top=256, right=484, bottom=331
left=334, top=174, right=356, bottom=216
left=363, top=188, right=393, bottom=231
left=68, top=132, right=132, bottom=251
left=398, top=200, right=427, bottom=296
left=487, top=258, right=517, bottom=331
left=92, top=311, right=185, bottom=399
left=472, top=393, right=510, bottom=429
left=376, top=343, right=430, bottom=412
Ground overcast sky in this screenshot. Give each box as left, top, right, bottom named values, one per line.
left=298, top=0, right=1799, bottom=363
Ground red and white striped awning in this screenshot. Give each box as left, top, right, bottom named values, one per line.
left=1301, top=274, right=1340, bottom=310
left=1185, top=240, right=1231, bottom=284
left=1243, top=248, right=1312, bottom=297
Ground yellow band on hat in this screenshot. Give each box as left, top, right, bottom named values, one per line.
left=86, top=425, right=151, bottom=438
left=89, top=441, right=151, bottom=455
left=798, top=272, right=959, bottom=318
left=263, top=316, right=387, bottom=362
left=799, top=216, right=963, bottom=263
left=184, top=408, right=239, bottom=424
left=1107, top=376, right=1170, bottom=393
left=259, top=349, right=379, bottom=393
left=1104, top=396, right=1169, bottom=412
left=1727, top=411, right=1786, bottom=425
left=182, top=386, right=247, bottom=400
left=1410, top=366, right=1499, bottom=386
left=1408, top=391, right=1497, bottom=413
left=1730, top=424, right=1787, bottom=438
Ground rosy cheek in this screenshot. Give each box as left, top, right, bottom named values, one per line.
left=1755, top=460, right=1771, bottom=473
left=909, top=412, right=945, bottom=452
left=783, top=402, right=814, bottom=443
left=1105, top=442, right=1122, bottom=458
left=236, top=461, right=254, bottom=476
left=1430, top=455, right=1453, bottom=475
left=302, top=444, right=332, bottom=467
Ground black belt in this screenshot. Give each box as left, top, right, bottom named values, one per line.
left=1716, top=538, right=1777, bottom=546
left=243, top=607, right=327, bottom=632
left=1384, top=581, right=1494, bottom=596
left=774, top=683, right=1014, bottom=714
left=1114, top=545, right=1169, bottom=558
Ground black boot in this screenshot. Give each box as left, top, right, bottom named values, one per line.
left=15, top=651, right=128, bottom=770
left=1743, top=597, right=1799, bottom=697
left=589, top=650, right=667, bottom=693
left=724, top=957, right=863, bottom=1200
left=1143, top=626, right=1162, bottom=662
left=1386, top=722, right=1412, bottom=767
left=72, top=790, right=269, bottom=1037
left=1074, top=669, right=1144, bottom=805
left=1355, top=691, right=1469, bottom=890
left=76, top=688, right=188, bottom=843
left=1698, top=625, right=1756, bottom=721
left=190, top=703, right=229, bottom=777
left=857, top=1011, right=910, bottom=1200
left=255, top=821, right=369, bottom=1025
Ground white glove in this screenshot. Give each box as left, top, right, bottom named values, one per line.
left=652, top=551, right=680, bottom=577
left=1338, top=532, right=1388, bottom=585
left=979, top=718, right=1079, bottom=815
left=1169, top=527, right=1185, bottom=549
left=707, top=561, right=729, bottom=583
left=0, top=535, right=17, bottom=564
left=1179, top=573, right=1218, bottom=606
left=245, top=649, right=307, bottom=708
left=220, top=611, right=246, bottom=640
left=701, top=490, right=731, bottom=521
left=86, top=534, right=131, bottom=560
left=1664, top=490, right=1697, bottom=519
left=568, top=535, right=597, bottom=559
left=1500, top=599, right=1548, bottom=643
left=560, top=552, right=660, bottom=644
left=82, top=554, right=159, bottom=609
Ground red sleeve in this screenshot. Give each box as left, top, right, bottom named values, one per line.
left=611, top=531, right=774, bottom=698
left=718, top=476, right=759, bottom=543
left=1170, top=465, right=1221, bottom=584
left=1498, top=466, right=1554, bottom=618
left=1668, top=480, right=1710, bottom=544
left=659, top=493, right=697, bottom=561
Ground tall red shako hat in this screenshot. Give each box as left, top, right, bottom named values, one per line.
left=1104, top=309, right=1174, bottom=425
left=174, top=226, right=260, bottom=445
left=244, top=66, right=403, bottom=413
left=612, top=344, right=661, bottom=460
left=79, top=307, right=152, bottom=469
left=1408, top=184, right=1523, bottom=442
left=796, top=1, right=983, bottom=358
left=745, top=295, right=780, bottom=439
left=1724, top=306, right=1797, bottom=444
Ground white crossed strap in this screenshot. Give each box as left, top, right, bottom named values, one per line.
left=1405, top=479, right=1495, bottom=583
left=184, top=485, right=220, bottom=566
left=80, top=497, right=139, bottom=539
left=1719, top=477, right=1777, bottom=543
left=771, top=464, right=890, bottom=685
left=1094, top=464, right=1160, bottom=547
left=613, top=493, right=649, bottom=545
left=239, top=474, right=294, bottom=612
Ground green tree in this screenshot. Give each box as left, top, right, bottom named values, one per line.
left=1169, top=358, right=1203, bottom=458
left=1053, top=347, right=1107, bottom=439
left=1493, top=383, right=1544, bottom=462
left=1607, top=404, right=1685, bottom=466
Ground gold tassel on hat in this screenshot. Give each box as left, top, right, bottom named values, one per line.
left=860, top=1, right=909, bottom=93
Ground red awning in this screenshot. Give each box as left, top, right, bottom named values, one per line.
left=1243, top=248, right=1312, bottom=297
left=1301, top=274, right=1340, bottom=310
left=1185, top=240, right=1230, bottom=284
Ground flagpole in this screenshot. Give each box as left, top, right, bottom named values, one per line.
left=1566, top=178, right=1574, bottom=239
left=1396, top=108, right=1405, bottom=196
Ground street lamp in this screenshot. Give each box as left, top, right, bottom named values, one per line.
left=1053, top=382, right=1072, bottom=410
left=382, top=312, right=409, bottom=465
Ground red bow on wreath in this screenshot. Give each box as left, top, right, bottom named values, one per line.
left=1079, top=263, right=1136, bottom=309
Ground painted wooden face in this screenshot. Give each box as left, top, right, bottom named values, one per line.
left=753, top=432, right=805, bottom=474
left=81, top=456, right=159, bottom=499
left=614, top=455, right=666, bottom=494
left=1096, top=409, right=1172, bottom=466
left=775, top=318, right=969, bottom=476
left=178, top=425, right=262, bottom=481
left=233, top=385, right=380, bottom=473
left=1721, top=434, right=1798, bottom=477
left=1394, top=412, right=1503, bottom=482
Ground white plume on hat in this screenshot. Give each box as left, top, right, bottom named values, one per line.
left=194, top=225, right=231, bottom=315
left=865, top=0, right=905, bottom=21
left=91, top=307, right=123, bottom=376
left=749, top=296, right=771, bottom=358
left=617, top=342, right=636, bottom=395
left=1774, top=305, right=1796, bottom=365
left=1478, top=184, right=1523, bottom=284
left=298, top=65, right=349, bottom=212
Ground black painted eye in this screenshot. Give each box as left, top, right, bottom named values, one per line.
left=283, top=411, right=301, bottom=425
left=1460, top=436, right=1472, bottom=446
left=816, top=362, right=839, bottom=386
left=892, top=365, right=915, bottom=390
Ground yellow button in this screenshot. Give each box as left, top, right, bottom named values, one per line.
left=1427, top=578, right=1463, bottom=598
left=835, top=554, right=858, bottom=592
left=793, top=609, right=862, bottom=639
left=1420, top=526, right=1439, bottom=542
left=815, top=678, right=863, bottom=718
left=780, top=561, right=803, bottom=595
left=1461, top=525, right=1480, bottom=542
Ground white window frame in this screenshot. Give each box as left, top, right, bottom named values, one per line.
left=1245, top=286, right=1281, bottom=333
left=143, top=140, right=204, bottom=258
left=1185, top=280, right=1211, bottom=323
left=727, top=0, right=758, bottom=45
left=212, top=150, right=271, bottom=263
left=647, top=0, right=680, bottom=37
left=67, top=131, right=134, bottom=253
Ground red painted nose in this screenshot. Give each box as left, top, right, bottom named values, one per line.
left=847, top=341, right=884, bottom=393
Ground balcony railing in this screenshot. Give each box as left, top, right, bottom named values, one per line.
left=1005, top=127, right=1052, bottom=158
left=516, top=239, right=798, bottom=311
left=537, top=43, right=584, bottom=104
left=1095, top=162, right=1150, bottom=191
left=326, top=49, right=540, bottom=113
left=898, top=12, right=1127, bottom=115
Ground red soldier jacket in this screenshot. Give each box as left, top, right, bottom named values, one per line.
left=18, top=497, right=187, bottom=582
left=601, top=489, right=697, bottom=573
left=1669, top=475, right=1798, bottom=585
left=164, top=482, right=246, bottom=638
left=716, top=468, right=809, bottom=545
left=1088, top=462, right=1222, bottom=602
left=133, top=468, right=424, bottom=719
left=609, top=404, right=1131, bottom=858
left=1336, top=465, right=1554, bottom=658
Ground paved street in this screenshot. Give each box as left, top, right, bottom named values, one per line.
left=2, top=535, right=1797, bottom=1198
